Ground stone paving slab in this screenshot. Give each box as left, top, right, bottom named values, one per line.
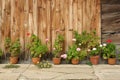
left=0, top=64, right=120, bottom=80
left=93, top=64, right=120, bottom=80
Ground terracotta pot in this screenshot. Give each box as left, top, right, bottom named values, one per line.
left=53, top=58, right=61, bottom=65
left=108, top=58, right=116, bottom=65
left=32, top=57, right=40, bottom=64
left=90, top=56, right=99, bottom=65
left=10, top=57, right=18, bottom=64
left=71, top=58, right=79, bottom=65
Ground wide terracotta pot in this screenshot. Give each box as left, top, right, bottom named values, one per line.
left=71, top=58, right=79, bottom=65
left=32, top=57, right=40, bottom=64
left=90, top=56, right=99, bottom=65
left=53, top=58, right=61, bottom=65
left=108, top=58, right=116, bottom=65
left=10, top=57, right=18, bottom=64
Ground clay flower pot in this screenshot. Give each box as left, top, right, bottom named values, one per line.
left=10, top=57, right=18, bottom=64
left=71, top=58, right=79, bottom=65
left=108, top=58, right=116, bottom=65
left=53, top=58, right=61, bottom=65
left=32, top=57, right=40, bottom=64
left=90, top=56, right=99, bottom=65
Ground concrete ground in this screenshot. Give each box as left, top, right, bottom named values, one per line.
left=0, top=64, right=120, bottom=80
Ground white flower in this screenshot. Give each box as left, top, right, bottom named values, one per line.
left=100, top=44, right=103, bottom=47
left=78, top=43, right=81, bottom=46
left=103, top=43, right=107, bottom=47
left=92, top=48, right=96, bottom=50
left=72, top=38, right=76, bottom=41
left=76, top=48, right=81, bottom=51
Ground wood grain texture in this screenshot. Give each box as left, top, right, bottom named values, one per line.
left=0, top=0, right=101, bottom=58
left=101, top=0, right=120, bottom=44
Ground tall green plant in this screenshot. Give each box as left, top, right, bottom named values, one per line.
left=27, top=34, right=48, bottom=58
left=4, top=37, right=11, bottom=53
left=53, top=34, right=64, bottom=58
left=10, top=39, right=20, bottom=57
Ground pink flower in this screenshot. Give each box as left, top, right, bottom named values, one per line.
left=76, top=48, right=81, bottom=51
left=87, top=49, right=91, bottom=52
left=56, top=29, right=60, bottom=32
left=61, top=54, right=67, bottom=59
left=45, top=38, right=49, bottom=42
left=72, top=38, right=76, bottom=41
left=53, top=48, right=56, bottom=50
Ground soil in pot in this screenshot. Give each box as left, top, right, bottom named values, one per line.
left=90, top=56, right=99, bottom=65
left=53, top=58, right=61, bottom=65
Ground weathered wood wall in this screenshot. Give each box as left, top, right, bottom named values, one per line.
left=0, top=0, right=101, bottom=57
left=101, top=0, right=120, bottom=44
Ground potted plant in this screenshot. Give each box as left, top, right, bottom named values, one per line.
left=9, top=39, right=21, bottom=64
left=67, top=44, right=80, bottom=64
left=27, top=34, right=48, bottom=64
left=89, top=47, right=100, bottom=65
left=53, top=34, right=64, bottom=65
left=102, top=39, right=116, bottom=65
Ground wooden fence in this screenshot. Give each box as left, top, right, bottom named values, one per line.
left=0, top=0, right=101, bottom=60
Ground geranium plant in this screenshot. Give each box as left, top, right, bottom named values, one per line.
left=67, top=44, right=81, bottom=60
left=27, top=34, right=48, bottom=58
left=89, top=47, right=99, bottom=56
left=53, top=34, right=64, bottom=58
left=102, top=39, right=116, bottom=59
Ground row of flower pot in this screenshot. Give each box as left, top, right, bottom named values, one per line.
left=1, top=31, right=118, bottom=65
left=31, top=56, right=116, bottom=65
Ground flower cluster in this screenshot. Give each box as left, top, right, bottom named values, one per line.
left=61, top=54, right=67, bottom=59
left=99, top=39, right=116, bottom=59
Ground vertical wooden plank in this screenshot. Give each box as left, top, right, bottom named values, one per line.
left=46, top=0, right=51, bottom=51
left=72, top=0, right=78, bottom=31
left=37, top=0, right=42, bottom=40
left=77, top=0, right=83, bottom=34
left=33, top=0, right=38, bottom=35
left=68, top=0, right=73, bottom=46
left=52, top=0, right=61, bottom=49
left=24, top=0, right=29, bottom=60
left=29, top=0, right=33, bottom=34
left=96, top=0, right=101, bottom=37
left=61, top=0, right=69, bottom=50
left=82, top=0, right=87, bottom=32
left=85, top=0, right=90, bottom=32
left=11, top=0, right=19, bottom=41
left=19, top=0, right=25, bottom=61
left=3, top=0, right=11, bottom=56
left=10, top=0, right=14, bottom=41
left=1, top=0, right=6, bottom=50
left=51, top=0, right=56, bottom=49
left=59, top=0, right=65, bottom=51
left=90, top=0, right=96, bottom=32
left=41, top=0, right=47, bottom=44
